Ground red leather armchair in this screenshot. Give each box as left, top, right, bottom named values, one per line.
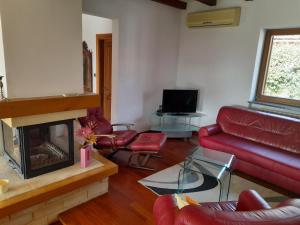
left=78, top=108, right=138, bottom=156
left=153, top=190, right=300, bottom=225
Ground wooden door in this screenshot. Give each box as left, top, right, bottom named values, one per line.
left=96, top=34, right=112, bottom=121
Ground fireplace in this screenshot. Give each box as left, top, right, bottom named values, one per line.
left=2, top=119, right=74, bottom=179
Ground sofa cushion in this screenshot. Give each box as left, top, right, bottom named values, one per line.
left=217, top=106, right=300, bottom=154
left=200, top=133, right=300, bottom=181
left=236, top=158, right=300, bottom=195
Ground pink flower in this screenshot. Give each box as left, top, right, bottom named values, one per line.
left=76, top=127, right=94, bottom=139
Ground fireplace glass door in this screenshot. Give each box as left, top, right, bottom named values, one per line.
left=2, top=120, right=74, bottom=179
left=2, top=124, right=22, bottom=170
left=27, top=124, right=70, bottom=169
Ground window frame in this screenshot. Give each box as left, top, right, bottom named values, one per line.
left=256, top=28, right=300, bottom=107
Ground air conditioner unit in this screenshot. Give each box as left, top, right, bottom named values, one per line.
left=186, top=7, right=241, bottom=28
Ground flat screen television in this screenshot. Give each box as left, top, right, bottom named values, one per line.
left=162, top=89, right=198, bottom=114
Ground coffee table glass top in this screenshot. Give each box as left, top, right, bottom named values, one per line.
left=177, top=146, right=235, bottom=201
left=188, top=147, right=235, bottom=169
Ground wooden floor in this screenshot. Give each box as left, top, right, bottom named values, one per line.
left=58, top=139, right=196, bottom=225
left=58, top=138, right=296, bottom=225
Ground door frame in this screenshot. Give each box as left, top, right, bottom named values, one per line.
left=96, top=33, right=112, bottom=95
left=96, top=33, right=112, bottom=121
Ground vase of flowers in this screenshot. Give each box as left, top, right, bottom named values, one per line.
left=76, top=124, right=97, bottom=168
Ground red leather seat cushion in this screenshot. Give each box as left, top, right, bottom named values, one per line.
left=129, top=133, right=167, bottom=152
left=217, top=106, right=300, bottom=154
left=97, top=130, right=138, bottom=147
left=201, top=133, right=300, bottom=181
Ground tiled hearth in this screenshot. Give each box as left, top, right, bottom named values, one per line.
left=0, top=180, right=108, bottom=225
left=0, top=158, right=108, bottom=225
left=0, top=150, right=117, bottom=225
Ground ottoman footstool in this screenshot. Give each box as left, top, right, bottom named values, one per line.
left=128, top=133, right=167, bottom=170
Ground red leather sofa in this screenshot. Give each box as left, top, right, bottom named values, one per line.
left=199, top=106, right=300, bottom=195
left=153, top=190, right=300, bottom=225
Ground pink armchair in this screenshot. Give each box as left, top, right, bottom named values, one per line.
left=153, top=190, right=300, bottom=225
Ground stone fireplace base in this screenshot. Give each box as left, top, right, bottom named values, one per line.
left=0, top=153, right=118, bottom=225
left=0, top=179, right=108, bottom=225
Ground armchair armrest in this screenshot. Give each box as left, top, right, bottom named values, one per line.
left=153, top=195, right=178, bottom=225
left=95, top=134, right=117, bottom=139
left=236, top=190, right=271, bottom=211
left=175, top=205, right=211, bottom=225
left=199, top=124, right=222, bottom=137
left=111, top=123, right=134, bottom=130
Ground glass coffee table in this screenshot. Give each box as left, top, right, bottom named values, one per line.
left=177, top=147, right=235, bottom=202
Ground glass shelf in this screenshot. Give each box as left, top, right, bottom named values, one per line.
left=151, top=124, right=199, bottom=132
left=150, top=112, right=204, bottom=134
left=153, top=112, right=205, bottom=119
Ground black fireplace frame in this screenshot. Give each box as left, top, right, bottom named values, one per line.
left=2, top=119, right=75, bottom=179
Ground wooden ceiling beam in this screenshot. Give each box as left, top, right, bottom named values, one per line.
left=151, top=0, right=187, bottom=10
left=194, top=0, right=217, bottom=6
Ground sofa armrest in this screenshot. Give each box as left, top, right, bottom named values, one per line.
left=199, top=124, right=222, bottom=137
left=236, top=190, right=271, bottom=211
left=95, top=134, right=117, bottom=138
left=153, top=195, right=178, bottom=225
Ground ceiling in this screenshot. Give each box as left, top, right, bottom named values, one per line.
left=151, top=0, right=217, bottom=10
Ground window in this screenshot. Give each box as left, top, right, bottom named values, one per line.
left=256, top=28, right=300, bottom=107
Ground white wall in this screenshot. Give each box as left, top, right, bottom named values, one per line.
left=177, top=0, right=300, bottom=125
left=0, top=14, right=5, bottom=155
left=82, top=14, right=113, bottom=93
left=3, top=0, right=297, bottom=131
left=83, top=0, right=181, bottom=131
left=0, top=0, right=83, bottom=98
left=0, top=13, right=7, bottom=97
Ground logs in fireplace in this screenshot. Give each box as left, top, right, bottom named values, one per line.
left=2, top=120, right=74, bottom=179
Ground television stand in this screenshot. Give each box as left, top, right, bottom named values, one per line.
left=151, top=112, right=205, bottom=138
left=168, top=113, right=189, bottom=116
